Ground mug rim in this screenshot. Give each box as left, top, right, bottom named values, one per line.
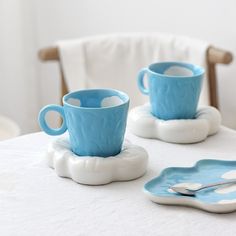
left=147, top=61, right=205, bottom=78
left=63, top=88, right=130, bottom=110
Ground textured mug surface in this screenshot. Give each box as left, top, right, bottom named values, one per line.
left=137, top=62, right=205, bottom=120
left=38, top=89, right=129, bottom=157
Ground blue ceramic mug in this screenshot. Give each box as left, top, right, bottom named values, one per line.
left=137, top=62, right=205, bottom=120
left=38, top=89, right=129, bottom=157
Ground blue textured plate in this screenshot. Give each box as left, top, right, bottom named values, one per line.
left=144, top=159, right=236, bottom=213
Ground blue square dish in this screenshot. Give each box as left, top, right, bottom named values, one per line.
left=144, top=159, right=236, bottom=213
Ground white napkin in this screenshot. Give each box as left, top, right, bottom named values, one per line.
left=57, top=33, right=209, bottom=108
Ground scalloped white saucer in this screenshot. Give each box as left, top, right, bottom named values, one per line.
left=45, top=138, right=148, bottom=185
left=128, top=104, right=221, bottom=143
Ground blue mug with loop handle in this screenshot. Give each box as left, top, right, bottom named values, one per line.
left=38, top=89, right=130, bottom=157
left=137, top=62, right=205, bottom=120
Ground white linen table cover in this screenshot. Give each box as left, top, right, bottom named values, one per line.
left=1, top=127, right=236, bottom=236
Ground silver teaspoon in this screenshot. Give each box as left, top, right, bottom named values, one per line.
left=170, top=179, right=236, bottom=196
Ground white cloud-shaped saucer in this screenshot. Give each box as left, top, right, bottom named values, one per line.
left=128, top=104, right=221, bottom=143
left=45, top=138, right=148, bottom=185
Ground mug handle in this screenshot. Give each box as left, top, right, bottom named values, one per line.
left=38, top=104, right=67, bottom=136
left=137, top=68, right=149, bottom=95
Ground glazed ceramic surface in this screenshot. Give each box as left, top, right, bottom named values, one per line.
left=128, top=104, right=221, bottom=143
left=137, top=62, right=204, bottom=120
left=39, top=89, right=129, bottom=157
left=46, top=137, right=148, bottom=185
left=144, top=159, right=236, bottom=213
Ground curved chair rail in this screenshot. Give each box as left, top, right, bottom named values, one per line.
left=38, top=46, right=233, bottom=109
left=38, top=46, right=233, bottom=64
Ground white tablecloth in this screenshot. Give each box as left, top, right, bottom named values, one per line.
left=1, top=127, right=236, bottom=236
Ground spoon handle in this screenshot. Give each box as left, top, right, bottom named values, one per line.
left=196, top=179, right=236, bottom=191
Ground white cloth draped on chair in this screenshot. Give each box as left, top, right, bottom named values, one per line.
left=57, top=33, right=209, bottom=108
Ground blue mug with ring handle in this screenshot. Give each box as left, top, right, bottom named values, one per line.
left=137, top=62, right=205, bottom=120
left=38, top=89, right=130, bottom=157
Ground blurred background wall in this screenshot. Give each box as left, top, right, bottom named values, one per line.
left=1, top=0, right=236, bottom=134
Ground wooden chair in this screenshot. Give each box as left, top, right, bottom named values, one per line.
left=38, top=45, right=233, bottom=109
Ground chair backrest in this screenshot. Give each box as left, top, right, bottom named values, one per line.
left=38, top=36, right=233, bottom=109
